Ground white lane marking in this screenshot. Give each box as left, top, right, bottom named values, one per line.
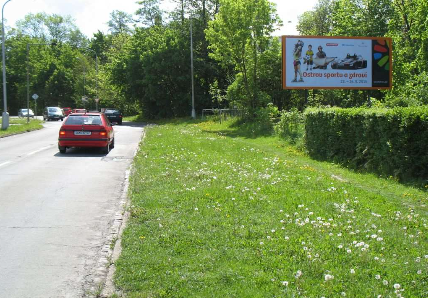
left=26, top=145, right=53, bottom=156
left=0, top=161, right=12, bottom=168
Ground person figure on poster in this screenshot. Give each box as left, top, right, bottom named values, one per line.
left=292, top=41, right=304, bottom=82
left=305, top=45, right=314, bottom=71
left=316, top=46, right=326, bottom=58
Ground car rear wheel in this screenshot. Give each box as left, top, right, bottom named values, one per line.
left=101, top=143, right=110, bottom=154
left=58, top=145, right=66, bottom=154
left=110, top=138, right=115, bottom=149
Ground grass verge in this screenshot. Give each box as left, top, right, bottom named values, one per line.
left=0, top=118, right=43, bottom=137
left=114, top=118, right=427, bottom=297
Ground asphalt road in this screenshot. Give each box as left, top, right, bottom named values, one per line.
left=0, top=120, right=144, bottom=298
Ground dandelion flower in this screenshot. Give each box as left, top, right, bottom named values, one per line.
left=375, top=275, right=381, bottom=280
left=383, top=280, right=388, bottom=286
left=295, top=270, right=302, bottom=278
left=350, top=269, right=355, bottom=274
left=393, top=284, right=401, bottom=289
left=324, top=274, right=334, bottom=281
left=282, top=281, right=289, bottom=286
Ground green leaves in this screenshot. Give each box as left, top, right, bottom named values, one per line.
left=304, top=107, right=428, bottom=183
left=206, top=0, right=281, bottom=110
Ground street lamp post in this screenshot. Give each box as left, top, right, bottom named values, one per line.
left=27, top=42, right=56, bottom=123
left=1, top=0, right=11, bottom=130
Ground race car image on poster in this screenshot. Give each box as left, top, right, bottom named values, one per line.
left=331, top=54, right=367, bottom=70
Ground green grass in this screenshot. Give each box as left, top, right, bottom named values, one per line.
left=114, top=118, right=427, bottom=297
left=123, top=114, right=145, bottom=122
left=0, top=118, right=43, bottom=137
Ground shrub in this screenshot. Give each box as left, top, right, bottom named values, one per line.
left=304, top=107, right=428, bottom=183
left=274, top=108, right=304, bottom=144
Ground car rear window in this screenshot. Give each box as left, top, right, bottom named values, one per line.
left=49, top=108, right=61, bottom=112
left=65, top=115, right=102, bottom=125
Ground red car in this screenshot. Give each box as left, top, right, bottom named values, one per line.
left=72, top=108, right=87, bottom=113
left=62, top=107, right=72, bottom=116
left=58, top=112, right=114, bottom=154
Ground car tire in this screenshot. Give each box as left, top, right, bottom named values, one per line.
left=118, top=121, right=122, bottom=125
left=110, top=138, right=115, bottom=149
left=58, top=146, right=66, bottom=154
left=102, top=144, right=110, bottom=154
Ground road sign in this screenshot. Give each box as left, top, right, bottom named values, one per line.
left=32, top=94, right=39, bottom=100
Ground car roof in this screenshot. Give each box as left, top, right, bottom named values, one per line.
left=68, top=112, right=102, bottom=115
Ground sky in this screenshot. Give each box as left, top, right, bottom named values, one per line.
left=2, top=0, right=319, bottom=38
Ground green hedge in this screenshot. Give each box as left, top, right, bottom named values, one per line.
left=304, top=107, right=428, bottom=182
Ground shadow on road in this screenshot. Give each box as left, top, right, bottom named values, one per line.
left=53, top=147, right=109, bottom=157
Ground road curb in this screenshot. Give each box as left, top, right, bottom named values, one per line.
left=98, top=127, right=146, bottom=298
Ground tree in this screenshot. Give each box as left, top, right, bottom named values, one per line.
left=206, top=0, right=281, bottom=111
left=135, top=0, right=164, bottom=27
left=15, top=13, right=86, bottom=45
left=297, top=0, right=333, bottom=36
left=108, top=10, right=133, bottom=35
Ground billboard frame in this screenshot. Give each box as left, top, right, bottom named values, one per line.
left=282, top=35, right=392, bottom=90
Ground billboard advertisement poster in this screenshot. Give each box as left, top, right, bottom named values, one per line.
left=282, top=36, right=392, bottom=90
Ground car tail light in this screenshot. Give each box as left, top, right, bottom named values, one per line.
left=59, top=130, right=66, bottom=135
left=100, top=130, right=107, bottom=136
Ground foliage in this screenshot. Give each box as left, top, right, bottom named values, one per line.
left=107, top=10, right=134, bottom=35
left=304, top=106, right=428, bottom=183
left=15, top=12, right=87, bottom=45
left=206, top=0, right=281, bottom=110
left=274, top=108, right=304, bottom=144
left=297, top=0, right=428, bottom=107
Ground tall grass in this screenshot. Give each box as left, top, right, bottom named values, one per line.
left=114, top=119, right=427, bottom=297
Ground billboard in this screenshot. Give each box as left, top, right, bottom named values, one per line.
left=282, top=36, right=392, bottom=90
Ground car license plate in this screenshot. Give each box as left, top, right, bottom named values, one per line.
left=74, top=131, right=91, bottom=135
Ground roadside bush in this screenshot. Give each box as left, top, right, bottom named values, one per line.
left=274, top=108, right=304, bottom=144
left=236, top=104, right=279, bottom=137
left=304, top=106, right=428, bottom=183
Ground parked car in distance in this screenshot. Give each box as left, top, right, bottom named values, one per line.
left=72, top=108, right=87, bottom=114
left=44, top=107, right=64, bottom=121
left=104, top=109, right=123, bottom=125
left=18, top=108, right=34, bottom=118
left=62, top=107, right=72, bottom=116
left=58, top=112, right=114, bottom=154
